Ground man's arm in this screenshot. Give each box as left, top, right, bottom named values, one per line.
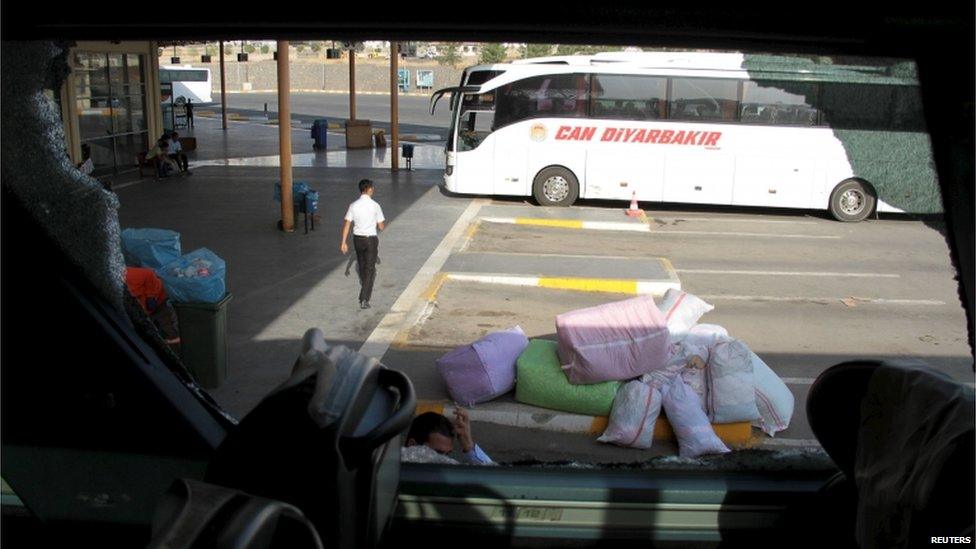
left=377, top=221, right=386, bottom=232
left=340, top=219, right=351, bottom=254
left=452, top=408, right=494, bottom=465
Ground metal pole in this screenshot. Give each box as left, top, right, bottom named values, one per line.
left=349, top=47, right=356, bottom=120
left=390, top=41, right=399, bottom=171
left=278, top=41, right=294, bottom=233
left=219, top=41, right=227, bottom=130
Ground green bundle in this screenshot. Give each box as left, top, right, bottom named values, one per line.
left=516, top=339, right=621, bottom=416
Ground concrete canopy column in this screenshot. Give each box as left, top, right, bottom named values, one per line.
left=278, top=40, right=294, bottom=233
left=219, top=41, right=227, bottom=130
left=349, top=47, right=356, bottom=120
left=390, top=41, right=399, bottom=171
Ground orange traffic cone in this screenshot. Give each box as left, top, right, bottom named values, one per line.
left=625, top=191, right=643, bottom=217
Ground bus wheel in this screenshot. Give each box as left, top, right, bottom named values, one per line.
left=829, top=179, right=876, bottom=222
left=533, top=167, right=579, bottom=207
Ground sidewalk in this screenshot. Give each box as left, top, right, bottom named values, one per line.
left=115, top=118, right=464, bottom=418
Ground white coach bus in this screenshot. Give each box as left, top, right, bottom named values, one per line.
left=160, top=66, right=213, bottom=104
left=430, top=52, right=940, bottom=222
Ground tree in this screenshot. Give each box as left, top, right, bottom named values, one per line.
left=310, top=42, right=322, bottom=53
left=479, top=43, right=507, bottom=64
left=523, top=43, right=554, bottom=59
left=260, top=45, right=270, bottom=54
left=437, top=44, right=461, bottom=68
left=296, top=44, right=306, bottom=53
left=555, top=44, right=623, bottom=56
left=244, top=44, right=256, bottom=54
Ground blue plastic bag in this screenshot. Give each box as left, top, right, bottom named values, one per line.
left=273, top=181, right=310, bottom=203
left=121, top=228, right=182, bottom=269
left=155, top=248, right=227, bottom=303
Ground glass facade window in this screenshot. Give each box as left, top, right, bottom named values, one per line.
left=590, top=74, right=667, bottom=120
left=76, top=98, right=114, bottom=139
left=73, top=51, right=150, bottom=173
left=113, top=96, right=147, bottom=135
left=669, top=78, right=739, bottom=122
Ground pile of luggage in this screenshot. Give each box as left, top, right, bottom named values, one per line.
left=435, top=289, right=794, bottom=457
left=121, top=228, right=228, bottom=343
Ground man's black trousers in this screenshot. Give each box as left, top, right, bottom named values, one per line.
left=353, top=235, right=378, bottom=303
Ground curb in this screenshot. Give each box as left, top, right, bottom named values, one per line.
left=415, top=400, right=756, bottom=448
left=442, top=272, right=680, bottom=297
left=481, top=216, right=650, bottom=233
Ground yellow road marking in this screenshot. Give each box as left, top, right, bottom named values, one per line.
left=515, top=218, right=584, bottom=229
left=539, top=277, right=638, bottom=294
left=415, top=400, right=446, bottom=416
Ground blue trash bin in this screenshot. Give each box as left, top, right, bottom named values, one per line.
left=303, top=190, right=319, bottom=214
left=401, top=143, right=415, bottom=170
left=311, top=119, right=328, bottom=149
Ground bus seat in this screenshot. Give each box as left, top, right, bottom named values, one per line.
left=807, top=360, right=975, bottom=547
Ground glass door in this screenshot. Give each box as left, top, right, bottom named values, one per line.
left=75, top=52, right=149, bottom=175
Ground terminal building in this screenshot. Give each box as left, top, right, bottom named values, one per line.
left=51, top=41, right=164, bottom=176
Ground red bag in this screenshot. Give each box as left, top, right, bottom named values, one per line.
left=125, top=266, right=168, bottom=313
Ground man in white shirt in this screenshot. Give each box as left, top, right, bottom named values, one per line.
left=340, top=179, right=386, bottom=309
left=165, top=131, right=189, bottom=173
left=405, top=408, right=494, bottom=465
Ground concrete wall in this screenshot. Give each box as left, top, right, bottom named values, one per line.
left=183, top=60, right=466, bottom=94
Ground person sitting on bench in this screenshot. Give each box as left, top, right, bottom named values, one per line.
left=165, top=131, right=190, bottom=174
left=148, top=138, right=181, bottom=178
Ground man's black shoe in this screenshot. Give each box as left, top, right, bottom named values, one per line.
left=360, top=301, right=371, bottom=309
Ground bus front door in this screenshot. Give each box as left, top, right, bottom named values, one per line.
left=493, top=141, right=527, bottom=196
left=453, top=109, right=494, bottom=194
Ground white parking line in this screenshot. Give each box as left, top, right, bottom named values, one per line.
left=654, top=230, right=840, bottom=239
left=359, top=198, right=489, bottom=359
left=480, top=216, right=837, bottom=239
left=465, top=250, right=646, bottom=260
left=781, top=378, right=817, bottom=385
left=676, top=269, right=900, bottom=278
left=698, top=295, right=946, bottom=306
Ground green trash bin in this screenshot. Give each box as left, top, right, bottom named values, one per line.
left=172, top=293, right=233, bottom=389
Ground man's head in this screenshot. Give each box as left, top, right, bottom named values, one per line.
left=170, top=131, right=179, bottom=140
left=158, top=139, right=169, bottom=149
left=405, top=412, right=454, bottom=455
left=358, top=178, right=374, bottom=196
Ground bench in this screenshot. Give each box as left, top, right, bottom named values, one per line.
left=178, top=137, right=197, bottom=152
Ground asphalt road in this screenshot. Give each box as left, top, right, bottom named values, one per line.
left=386, top=199, right=973, bottom=464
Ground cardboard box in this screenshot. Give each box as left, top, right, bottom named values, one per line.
left=345, top=119, right=373, bottom=149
